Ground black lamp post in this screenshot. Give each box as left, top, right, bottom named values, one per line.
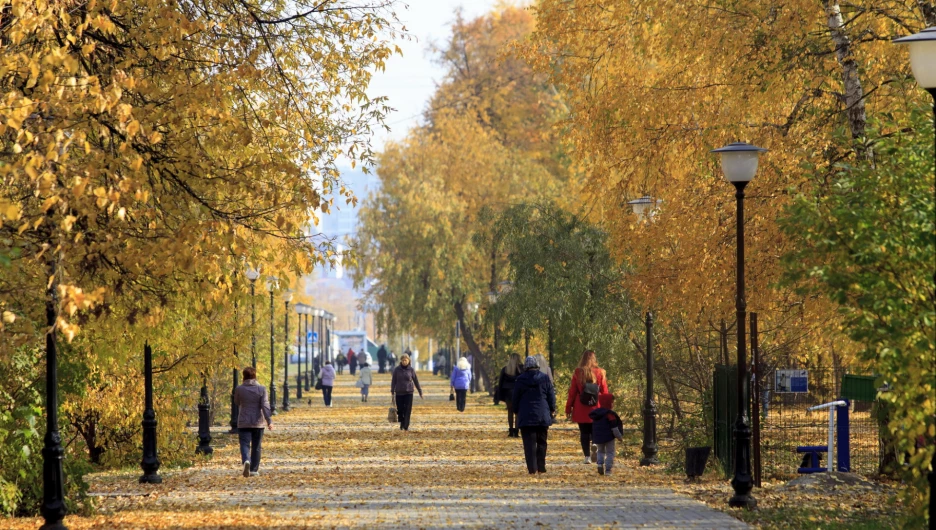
left=640, top=311, right=659, bottom=466
left=196, top=375, right=213, bottom=455
left=298, top=304, right=307, bottom=398
left=291, top=304, right=305, bottom=405
left=246, top=266, right=260, bottom=368
left=140, top=342, right=162, bottom=484
left=40, top=265, right=66, bottom=530
left=229, top=293, right=239, bottom=434
left=282, top=290, right=293, bottom=410
left=266, top=277, right=278, bottom=415
left=894, top=26, right=936, bottom=527
left=712, top=141, right=767, bottom=509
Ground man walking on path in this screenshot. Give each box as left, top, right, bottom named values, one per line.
left=377, top=344, right=388, bottom=373
left=233, top=366, right=272, bottom=477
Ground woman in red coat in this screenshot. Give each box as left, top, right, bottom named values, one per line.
left=564, top=350, right=609, bottom=464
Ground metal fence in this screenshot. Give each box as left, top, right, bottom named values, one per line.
left=714, top=366, right=882, bottom=480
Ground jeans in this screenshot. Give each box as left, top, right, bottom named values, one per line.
left=361, top=384, right=370, bottom=398
left=596, top=440, right=615, bottom=471
left=520, top=426, right=548, bottom=473
left=322, top=385, right=333, bottom=406
left=238, top=428, right=264, bottom=472
left=395, top=393, right=414, bottom=430
left=455, top=389, right=467, bottom=412
left=577, top=423, right=593, bottom=457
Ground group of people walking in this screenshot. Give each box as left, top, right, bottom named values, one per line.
left=233, top=348, right=622, bottom=478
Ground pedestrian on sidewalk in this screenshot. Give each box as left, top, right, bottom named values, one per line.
left=233, top=366, right=273, bottom=477
left=588, top=393, right=624, bottom=475
left=534, top=353, right=553, bottom=384
left=318, top=360, right=336, bottom=407
left=377, top=344, right=388, bottom=374
left=390, top=354, right=423, bottom=431
left=358, top=361, right=373, bottom=402
left=512, top=356, right=556, bottom=475
left=494, top=353, right=522, bottom=437
left=450, top=356, right=472, bottom=412
left=348, top=348, right=358, bottom=376
left=565, top=350, right=609, bottom=464
left=335, top=353, right=347, bottom=375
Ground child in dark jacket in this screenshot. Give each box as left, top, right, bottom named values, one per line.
left=588, top=393, right=624, bottom=475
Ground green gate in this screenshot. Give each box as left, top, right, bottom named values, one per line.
left=713, top=364, right=738, bottom=478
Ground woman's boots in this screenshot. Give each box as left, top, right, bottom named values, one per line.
left=508, top=428, right=519, bottom=438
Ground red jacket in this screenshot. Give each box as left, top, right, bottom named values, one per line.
left=565, top=367, right=609, bottom=424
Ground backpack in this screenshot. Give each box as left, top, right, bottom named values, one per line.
left=579, top=381, right=599, bottom=407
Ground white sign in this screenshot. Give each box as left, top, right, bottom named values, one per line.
left=775, top=369, right=808, bottom=393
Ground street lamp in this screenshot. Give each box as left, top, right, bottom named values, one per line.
left=639, top=312, right=658, bottom=466
left=282, top=290, right=293, bottom=411
left=266, top=277, right=278, bottom=415
left=245, top=265, right=261, bottom=368
left=292, top=303, right=307, bottom=400
left=712, top=141, right=767, bottom=509
left=626, top=195, right=661, bottom=221
left=894, top=25, right=936, bottom=526
left=40, top=270, right=67, bottom=530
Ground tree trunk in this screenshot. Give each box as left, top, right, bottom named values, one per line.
left=826, top=1, right=869, bottom=155
left=919, top=1, right=936, bottom=26
left=454, top=300, right=492, bottom=392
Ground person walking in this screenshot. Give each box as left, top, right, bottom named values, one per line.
left=534, top=353, right=553, bottom=384
left=494, top=353, right=523, bottom=437
left=589, top=393, right=625, bottom=475
left=390, top=354, right=423, bottom=431
left=450, top=356, right=472, bottom=412
left=356, top=348, right=368, bottom=368
left=348, top=348, right=358, bottom=376
left=512, top=356, right=556, bottom=475
left=233, top=366, right=273, bottom=477
left=565, top=350, right=609, bottom=464
left=358, top=361, right=373, bottom=402
left=335, top=352, right=347, bottom=375
left=377, top=344, right=388, bottom=374
left=318, top=360, right=336, bottom=407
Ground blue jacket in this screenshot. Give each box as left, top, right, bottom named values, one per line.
left=450, top=367, right=471, bottom=390
left=511, top=368, right=555, bottom=428
left=588, top=408, right=623, bottom=445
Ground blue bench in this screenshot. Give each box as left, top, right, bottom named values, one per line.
left=796, top=445, right=828, bottom=473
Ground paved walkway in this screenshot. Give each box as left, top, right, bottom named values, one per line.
left=29, top=371, right=750, bottom=529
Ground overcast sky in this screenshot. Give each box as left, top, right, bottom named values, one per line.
left=366, top=0, right=500, bottom=152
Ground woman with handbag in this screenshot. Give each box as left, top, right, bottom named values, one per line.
left=390, top=354, right=422, bottom=431
left=494, top=353, right=523, bottom=437
left=565, top=350, right=609, bottom=464
left=357, top=361, right=373, bottom=402
left=318, top=360, right=336, bottom=407
left=450, top=357, right=472, bottom=412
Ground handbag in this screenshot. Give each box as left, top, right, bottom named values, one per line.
left=388, top=407, right=398, bottom=423
left=355, top=378, right=365, bottom=388
left=315, top=379, right=323, bottom=391
left=449, top=391, right=455, bottom=401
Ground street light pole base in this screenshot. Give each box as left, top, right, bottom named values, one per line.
left=639, top=456, right=659, bottom=466
left=39, top=521, right=68, bottom=530
left=728, top=494, right=756, bottom=509
left=139, top=474, right=163, bottom=484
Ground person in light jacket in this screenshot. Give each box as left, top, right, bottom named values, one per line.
left=390, top=354, right=423, bottom=431
left=319, top=361, right=336, bottom=407
left=450, top=357, right=472, bottom=412
left=233, top=366, right=273, bottom=477
left=512, top=356, right=556, bottom=475
left=358, top=362, right=373, bottom=402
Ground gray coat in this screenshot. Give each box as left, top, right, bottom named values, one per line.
left=234, top=379, right=272, bottom=429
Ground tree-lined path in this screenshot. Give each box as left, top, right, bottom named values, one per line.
left=14, top=373, right=748, bottom=529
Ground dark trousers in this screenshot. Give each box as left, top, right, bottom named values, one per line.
left=578, top=422, right=593, bottom=457
left=350, top=364, right=357, bottom=375
left=455, top=389, right=467, bottom=412
left=505, top=400, right=515, bottom=430
left=238, top=428, right=264, bottom=472
left=378, top=360, right=386, bottom=373
left=322, top=385, right=333, bottom=406
left=395, top=393, right=414, bottom=430
left=520, top=426, right=548, bottom=473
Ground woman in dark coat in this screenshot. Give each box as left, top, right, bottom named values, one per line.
left=512, top=356, right=556, bottom=475
left=390, top=354, right=423, bottom=431
left=494, top=353, right=523, bottom=437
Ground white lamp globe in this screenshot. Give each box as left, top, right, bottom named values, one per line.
left=895, top=27, right=936, bottom=89
left=711, top=142, right=768, bottom=183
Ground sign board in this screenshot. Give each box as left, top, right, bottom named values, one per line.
left=775, top=369, right=808, bottom=393
left=308, top=331, right=318, bottom=343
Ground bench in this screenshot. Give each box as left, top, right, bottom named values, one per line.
left=796, top=445, right=828, bottom=473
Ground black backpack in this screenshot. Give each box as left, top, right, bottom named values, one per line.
left=579, top=381, right=599, bottom=407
